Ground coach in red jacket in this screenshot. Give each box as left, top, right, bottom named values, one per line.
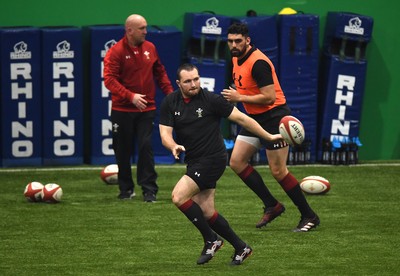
left=104, top=14, right=174, bottom=202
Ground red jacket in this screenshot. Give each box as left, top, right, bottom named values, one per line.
left=103, top=35, right=174, bottom=112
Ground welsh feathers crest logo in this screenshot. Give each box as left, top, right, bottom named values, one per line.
left=201, top=17, right=222, bottom=35
left=344, top=17, right=364, bottom=35
left=196, top=107, right=203, bottom=118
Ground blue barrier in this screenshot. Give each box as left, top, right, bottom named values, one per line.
left=87, top=25, right=124, bottom=165
left=147, top=25, right=182, bottom=164
left=235, top=15, right=279, bottom=69
left=319, top=56, right=368, bottom=142
left=184, top=12, right=232, bottom=41
left=318, top=12, right=373, bottom=163
left=41, top=27, right=84, bottom=165
left=0, top=27, right=42, bottom=166
left=279, top=14, right=320, bottom=162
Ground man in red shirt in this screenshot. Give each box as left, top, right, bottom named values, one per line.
left=104, top=14, right=174, bottom=202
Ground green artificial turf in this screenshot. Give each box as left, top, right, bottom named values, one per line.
left=0, top=164, right=399, bottom=275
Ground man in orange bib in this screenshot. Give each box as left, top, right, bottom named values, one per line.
left=222, top=22, right=320, bottom=232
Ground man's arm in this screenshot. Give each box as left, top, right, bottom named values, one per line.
left=221, top=85, right=275, bottom=105
left=103, top=50, right=134, bottom=104
left=227, top=106, right=282, bottom=141
left=221, top=60, right=276, bottom=105
left=103, top=49, right=148, bottom=110
left=159, top=124, right=185, bottom=159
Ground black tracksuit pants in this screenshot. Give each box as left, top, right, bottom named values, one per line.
left=111, top=109, right=158, bottom=196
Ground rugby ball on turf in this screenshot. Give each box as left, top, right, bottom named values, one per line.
left=24, top=181, right=44, bottom=202
left=279, top=115, right=305, bottom=145
left=300, top=176, right=330, bottom=194
left=42, top=183, right=63, bottom=203
left=100, top=164, right=119, bottom=185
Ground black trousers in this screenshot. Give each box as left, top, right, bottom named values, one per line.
left=111, top=110, right=158, bottom=195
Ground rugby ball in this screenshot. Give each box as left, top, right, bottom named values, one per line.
left=300, top=176, right=330, bottom=194
left=100, top=164, right=119, bottom=185
left=42, top=183, right=63, bottom=203
left=279, top=115, right=305, bottom=145
left=24, top=181, right=44, bottom=202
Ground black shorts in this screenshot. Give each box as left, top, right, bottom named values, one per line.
left=238, top=104, right=291, bottom=150
left=185, top=155, right=227, bottom=191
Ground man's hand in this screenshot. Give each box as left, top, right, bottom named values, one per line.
left=132, top=94, right=148, bottom=111
left=172, top=145, right=186, bottom=160
left=221, top=86, right=241, bottom=103
left=270, top=134, right=283, bottom=141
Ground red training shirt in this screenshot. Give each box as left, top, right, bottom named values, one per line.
left=103, top=35, right=174, bottom=112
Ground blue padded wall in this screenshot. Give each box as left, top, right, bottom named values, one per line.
left=183, top=13, right=232, bottom=94
left=0, top=27, right=42, bottom=166
left=235, top=15, right=279, bottom=70
left=279, top=14, right=320, bottom=163
left=318, top=12, right=373, bottom=163
left=147, top=25, right=182, bottom=164
left=88, top=25, right=124, bottom=165
left=41, top=27, right=84, bottom=165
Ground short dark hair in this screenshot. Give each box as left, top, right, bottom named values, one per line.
left=176, top=63, right=199, bottom=80
left=227, top=22, right=249, bottom=37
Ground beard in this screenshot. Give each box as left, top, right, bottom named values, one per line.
left=230, top=47, right=246, bottom=57
left=182, top=87, right=200, bottom=98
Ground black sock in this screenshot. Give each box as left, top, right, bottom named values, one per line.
left=208, top=211, right=246, bottom=251
left=178, top=199, right=217, bottom=242
left=279, top=173, right=315, bottom=218
left=238, top=165, right=278, bottom=208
